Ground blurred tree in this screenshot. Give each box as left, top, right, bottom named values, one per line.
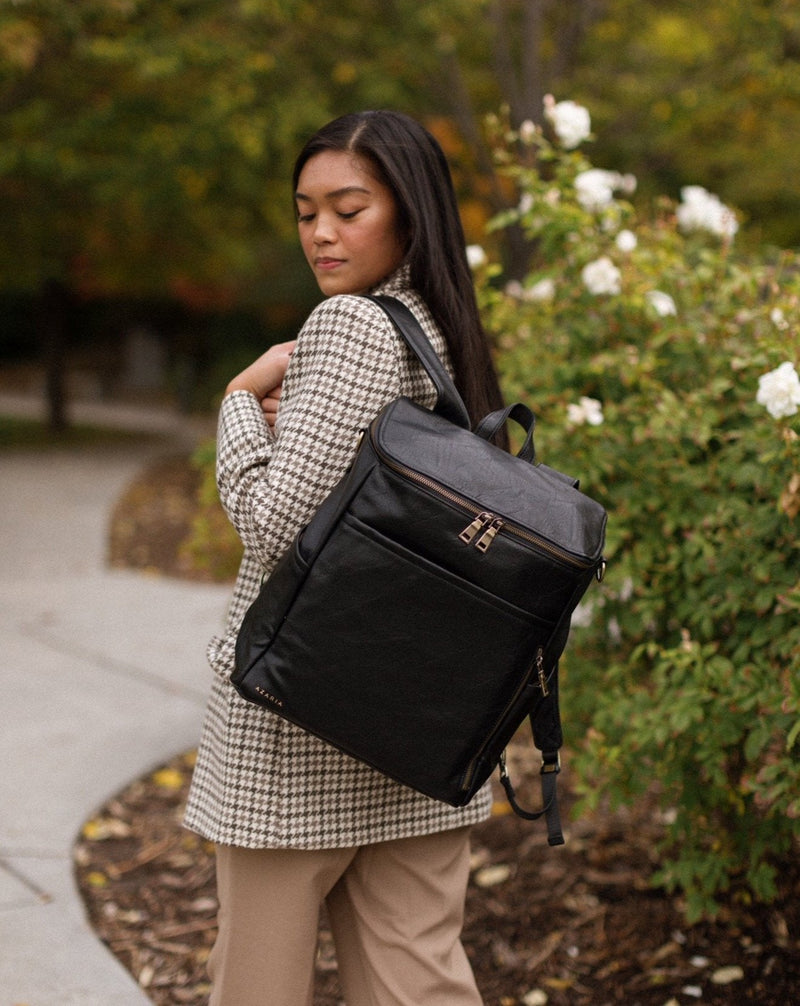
left=0, top=0, right=331, bottom=293
left=406, top=0, right=607, bottom=274
left=0, top=0, right=334, bottom=425
left=1, top=0, right=797, bottom=427
left=572, top=0, right=800, bottom=247
left=412, top=0, right=800, bottom=250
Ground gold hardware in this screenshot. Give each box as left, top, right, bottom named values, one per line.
left=372, top=432, right=595, bottom=571
left=458, top=513, right=504, bottom=551
left=475, top=518, right=505, bottom=553
left=535, top=648, right=548, bottom=696
left=459, top=512, right=492, bottom=544
left=541, top=753, right=561, bottom=774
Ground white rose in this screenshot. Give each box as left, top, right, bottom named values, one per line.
left=646, top=290, right=677, bottom=317
left=756, top=361, right=800, bottom=419
left=524, top=277, right=556, bottom=302
left=518, top=192, right=534, bottom=214
left=567, top=396, right=604, bottom=426
left=544, top=96, right=591, bottom=149
left=615, top=229, right=638, bottom=252
left=466, top=245, right=487, bottom=269
left=677, top=185, right=738, bottom=240
left=582, top=256, right=621, bottom=296
left=519, top=119, right=537, bottom=144
left=771, top=308, right=789, bottom=330
left=582, top=397, right=604, bottom=425
left=620, top=173, right=638, bottom=196
left=575, top=169, right=621, bottom=211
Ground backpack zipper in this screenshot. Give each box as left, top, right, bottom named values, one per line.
left=370, top=432, right=598, bottom=572
left=460, top=646, right=547, bottom=794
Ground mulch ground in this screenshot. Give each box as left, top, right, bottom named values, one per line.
left=76, top=450, right=800, bottom=1005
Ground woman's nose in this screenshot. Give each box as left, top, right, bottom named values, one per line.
left=312, top=212, right=336, bottom=244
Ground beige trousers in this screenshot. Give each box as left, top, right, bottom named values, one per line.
left=208, top=826, right=483, bottom=1006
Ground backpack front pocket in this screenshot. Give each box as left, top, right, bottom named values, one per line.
left=239, top=514, right=553, bottom=803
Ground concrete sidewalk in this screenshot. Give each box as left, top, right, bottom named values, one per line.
left=0, top=395, right=230, bottom=1003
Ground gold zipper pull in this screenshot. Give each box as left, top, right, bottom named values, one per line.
left=536, top=648, right=549, bottom=696
left=475, top=517, right=505, bottom=553
left=459, top=512, right=493, bottom=544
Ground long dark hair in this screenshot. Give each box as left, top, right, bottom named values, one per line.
left=292, top=110, right=507, bottom=440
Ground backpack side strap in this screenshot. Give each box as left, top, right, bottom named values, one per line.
left=498, top=664, right=565, bottom=846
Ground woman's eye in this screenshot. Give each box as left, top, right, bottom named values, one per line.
left=338, top=209, right=361, bottom=220
left=297, top=212, right=315, bottom=223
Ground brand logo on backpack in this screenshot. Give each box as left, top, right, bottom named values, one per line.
left=254, top=686, right=284, bottom=707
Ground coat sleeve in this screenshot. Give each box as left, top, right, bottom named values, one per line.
left=215, top=295, right=403, bottom=572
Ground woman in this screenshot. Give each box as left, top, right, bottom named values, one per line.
left=185, top=110, right=507, bottom=1006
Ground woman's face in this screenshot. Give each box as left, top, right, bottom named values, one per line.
left=295, top=150, right=406, bottom=297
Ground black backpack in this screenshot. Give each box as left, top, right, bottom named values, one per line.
left=233, top=296, right=607, bottom=846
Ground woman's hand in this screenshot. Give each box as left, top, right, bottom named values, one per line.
left=225, top=340, right=296, bottom=428
left=259, top=385, right=283, bottom=428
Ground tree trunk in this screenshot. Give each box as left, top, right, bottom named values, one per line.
left=438, top=44, right=534, bottom=280
left=39, top=279, right=71, bottom=434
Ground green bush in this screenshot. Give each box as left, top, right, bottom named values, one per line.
left=180, top=439, right=243, bottom=582
left=476, top=106, right=800, bottom=921
left=182, top=104, right=799, bottom=919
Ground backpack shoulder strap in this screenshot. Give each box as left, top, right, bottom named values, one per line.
left=365, top=294, right=471, bottom=430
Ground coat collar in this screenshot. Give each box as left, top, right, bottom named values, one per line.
left=368, top=264, right=412, bottom=297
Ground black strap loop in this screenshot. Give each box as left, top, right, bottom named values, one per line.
left=474, top=402, right=537, bottom=462
left=498, top=749, right=564, bottom=846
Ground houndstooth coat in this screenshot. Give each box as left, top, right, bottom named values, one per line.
left=184, top=268, right=493, bottom=849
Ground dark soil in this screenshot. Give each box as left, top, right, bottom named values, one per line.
left=75, top=451, right=800, bottom=1005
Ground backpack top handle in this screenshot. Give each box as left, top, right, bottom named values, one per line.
left=367, top=295, right=539, bottom=464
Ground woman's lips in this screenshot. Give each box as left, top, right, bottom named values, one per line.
left=315, top=257, right=345, bottom=271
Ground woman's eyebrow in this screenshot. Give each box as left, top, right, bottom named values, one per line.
left=294, top=185, right=372, bottom=202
